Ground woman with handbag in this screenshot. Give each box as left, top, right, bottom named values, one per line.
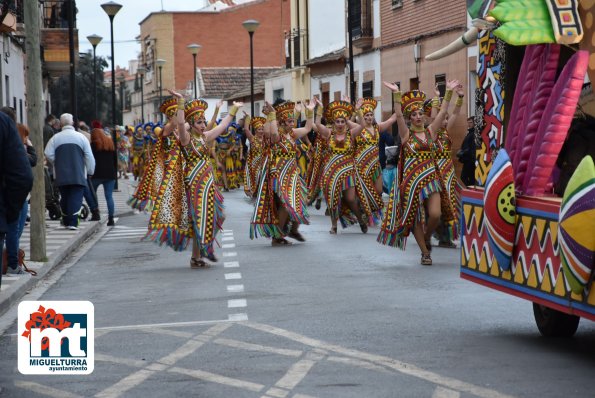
left=377, top=80, right=460, bottom=266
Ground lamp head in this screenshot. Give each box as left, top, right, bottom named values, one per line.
left=242, top=19, right=260, bottom=33
left=187, top=43, right=201, bottom=55
left=155, top=58, right=166, bottom=68
left=101, top=1, right=123, bottom=17
left=137, top=66, right=146, bottom=76
left=87, top=34, right=103, bottom=47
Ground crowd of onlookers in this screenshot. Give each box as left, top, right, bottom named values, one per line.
left=1, top=111, right=124, bottom=281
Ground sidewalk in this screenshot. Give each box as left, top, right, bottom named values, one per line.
left=0, top=176, right=138, bottom=315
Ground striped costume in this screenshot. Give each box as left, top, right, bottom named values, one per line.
left=128, top=135, right=164, bottom=211
left=182, top=135, right=225, bottom=258
left=377, top=131, right=456, bottom=249
left=355, top=125, right=382, bottom=183
left=321, top=131, right=382, bottom=227
left=244, top=137, right=265, bottom=198
left=251, top=135, right=309, bottom=239
left=434, top=129, right=462, bottom=239
left=144, top=135, right=193, bottom=251
left=131, top=131, right=145, bottom=179
left=306, top=136, right=326, bottom=204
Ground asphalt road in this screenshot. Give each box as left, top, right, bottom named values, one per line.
left=1, top=189, right=595, bottom=398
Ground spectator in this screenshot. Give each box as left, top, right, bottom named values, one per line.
left=44, top=113, right=95, bottom=230
left=0, top=112, right=33, bottom=285
left=379, top=130, right=400, bottom=194
left=458, top=117, right=476, bottom=186
left=77, top=121, right=99, bottom=220
left=5, top=124, right=37, bottom=274
left=90, top=128, right=117, bottom=226
left=44, top=114, right=57, bottom=148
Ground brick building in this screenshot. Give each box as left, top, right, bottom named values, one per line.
left=380, top=0, right=469, bottom=162
left=127, top=0, right=290, bottom=123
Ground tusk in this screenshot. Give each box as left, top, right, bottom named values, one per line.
left=425, top=27, right=480, bottom=61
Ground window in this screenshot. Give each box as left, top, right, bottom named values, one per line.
left=273, top=89, right=284, bottom=103
left=435, top=74, right=446, bottom=97
left=391, top=0, right=403, bottom=9
left=334, top=91, right=341, bottom=101
left=348, top=0, right=362, bottom=37
left=410, top=77, right=419, bottom=91
left=362, top=81, right=374, bottom=98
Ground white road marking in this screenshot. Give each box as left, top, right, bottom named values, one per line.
left=168, top=366, right=264, bottom=392
left=95, top=323, right=231, bottom=398
left=214, top=338, right=302, bottom=358
left=228, top=313, right=248, bottom=321
left=432, top=386, right=461, bottom=398
left=227, top=284, right=244, bottom=293
left=222, top=243, right=236, bottom=249
left=264, top=387, right=289, bottom=398
left=222, top=236, right=235, bottom=241
left=224, top=261, right=240, bottom=268
left=223, top=251, right=237, bottom=257
left=326, top=356, right=391, bottom=373
left=292, top=394, right=318, bottom=398
left=14, top=381, right=83, bottom=398
left=95, top=318, right=235, bottom=332
left=274, top=359, right=317, bottom=390
left=142, top=327, right=194, bottom=339
left=228, top=299, right=247, bottom=308
left=244, top=322, right=515, bottom=398
left=225, top=273, right=242, bottom=280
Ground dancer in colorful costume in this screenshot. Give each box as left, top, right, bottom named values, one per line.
left=313, top=98, right=383, bottom=234
left=243, top=114, right=267, bottom=198
left=131, top=124, right=145, bottom=180
left=251, top=100, right=316, bottom=245
left=216, top=123, right=236, bottom=191
left=169, top=90, right=240, bottom=268
left=377, top=80, right=460, bottom=266
left=358, top=98, right=398, bottom=195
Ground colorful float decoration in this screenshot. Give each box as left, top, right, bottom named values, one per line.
left=428, top=0, right=595, bottom=336
left=483, top=149, right=516, bottom=271
left=559, top=156, right=595, bottom=295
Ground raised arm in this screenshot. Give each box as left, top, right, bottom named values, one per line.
left=314, top=97, right=331, bottom=139
left=383, top=81, right=409, bottom=143
left=207, top=100, right=223, bottom=130
left=167, top=89, right=189, bottom=146
left=204, top=101, right=243, bottom=143
left=447, top=84, right=464, bottom=131
left=429, top=79, right=459, bottom=139
left=242, top=111, right=254, bottom=142
left=291, top=99, right=316, bottom=139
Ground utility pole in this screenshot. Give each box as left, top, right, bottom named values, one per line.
left=25, top=0, right=46, bottom=261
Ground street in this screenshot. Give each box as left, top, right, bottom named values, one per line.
left=1, top=189, right=595, bottom=398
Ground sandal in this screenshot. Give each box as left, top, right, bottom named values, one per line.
left=359, top=221, right=368, bottom=234
left=272, top=238, right=293, bottom=246
left=329, top=226, right=337, bottom=235
left=205, top=253, right=218, bottom=263
left=190, top=258, right=206, bottom=269
left=421, top=253, right=432, bottom=266
left=288, top=230, right=306, bottom=242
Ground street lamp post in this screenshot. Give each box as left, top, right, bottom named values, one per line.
left=187, top=44, right=201, bottom=98
left=155, top=59, right=166, bottom=123
left=87, top=34, right=103, bottom=121
left=117, top=74, right=125, bottom=125
left=242, top=19, right=260, bottom=118
left=101, top=1, right=122, bottom=189
left=137, top=66, right=146, bottom=124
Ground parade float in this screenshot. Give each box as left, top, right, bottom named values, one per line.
left=427, top=0, right=595, bottom=336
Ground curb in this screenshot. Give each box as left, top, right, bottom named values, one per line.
left=0, top=209, right=135, bottom=317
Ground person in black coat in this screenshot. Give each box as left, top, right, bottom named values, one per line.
left=458, top=117, right=476, bottom=186
left=0, top=113, right=33, bottom=285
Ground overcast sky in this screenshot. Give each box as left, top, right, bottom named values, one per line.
left=77, top=0, right=207, bottom=69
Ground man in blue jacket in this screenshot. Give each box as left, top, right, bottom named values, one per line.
left=0, top=112, right=33, bottom=287
left=45, top=113, right=95, bottom=230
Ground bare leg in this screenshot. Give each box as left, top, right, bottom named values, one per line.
left=374, top=174, right=383, bottom=196
left=412, top=222, right=429, bottom=254
left=424, top=193, right=442, bottom=242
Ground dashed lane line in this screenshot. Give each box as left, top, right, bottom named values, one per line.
left=228, top=299, right=247, bottom=308
left=227, top=284, right=244, bottom=293
left=224, top=261, right=239, bottom=268
left=225, top=273, right=242, bottom=280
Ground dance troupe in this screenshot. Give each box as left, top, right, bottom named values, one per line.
left=129, top=78, right=464, bottom=267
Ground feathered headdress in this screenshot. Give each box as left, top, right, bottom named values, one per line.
left=360, top=98, right=377, bottom=115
